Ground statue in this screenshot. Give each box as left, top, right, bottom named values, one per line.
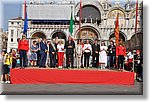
left=125, top=0, right=131, bottom=10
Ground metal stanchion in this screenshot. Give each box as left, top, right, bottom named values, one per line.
left=133, top=55, right=135, bottom=73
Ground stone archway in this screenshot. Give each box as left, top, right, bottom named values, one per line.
left=51, top=31, right=66, bottom=40
left=109, top=31, right=127, bottom=45
left=75, top=0, right=104, bottom=18
left=51, top=30, right=67, bottom=44
left=76, top=5, right=101, bottom=24
left=75, top=26, right=100, bottom=44
left=31, top=31, right=46, bottom=39
left=30, top=31, right=47, bottom=47
left=127, top=33, right=143, bottom=50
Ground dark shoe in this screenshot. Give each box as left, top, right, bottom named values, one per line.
left=20, top=67, right=23, bottom=69
left=42, top=66, right=46, bottom=68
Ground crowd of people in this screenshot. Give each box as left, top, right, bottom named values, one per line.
left=0, top=34, right=143, bottom=84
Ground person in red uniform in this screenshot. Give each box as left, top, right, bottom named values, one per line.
left=116, top=39, right=126, bottom=71
left=18, top=34, right=29, bottom=68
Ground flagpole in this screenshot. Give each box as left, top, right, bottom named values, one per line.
left=79, top=0, right=82, bottom=40
left=115, top=13, right=119, bottom=69
left=71, top=6, right=73, bottom=37
left=132, top=0, right=138, bottom=73
left=135, top=0, right=138, bottom=49
left=23, top=0, right=28, bottom=37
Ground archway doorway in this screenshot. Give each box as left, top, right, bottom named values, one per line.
left=31, top=32, right=46, bottom=39
left=30, top=32, right=46, bottom=47
left=76, top=27, right=99, bottom=44
left=109, top=32, right=126, bottom=45
left=52, top=31, right=66, bottom=44
left=126, top=33, right=143, bottom=51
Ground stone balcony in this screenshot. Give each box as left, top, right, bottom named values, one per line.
left=25, top=24, right=70, bottom=29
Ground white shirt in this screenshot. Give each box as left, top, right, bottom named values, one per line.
left=57, top=44, right=64, bottom=52
left=100, top=46, right=107, bottom=54
left=127, top=52, right=133, bottom=59
left=76, top=44, right=83, bottom=55
left=83, top=44, right=92, bottom=53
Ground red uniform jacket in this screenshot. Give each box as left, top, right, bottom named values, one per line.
left=116, top=45, right=126, bottom=56
left=18, top=39, right=29, bottom=51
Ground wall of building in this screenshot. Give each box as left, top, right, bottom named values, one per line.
left=7, top=0, right=143, bottom=52
left=0, top=28, right=8, bottom=51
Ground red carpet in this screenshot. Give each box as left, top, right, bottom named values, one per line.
left=10, top=69, right=134, bottom=85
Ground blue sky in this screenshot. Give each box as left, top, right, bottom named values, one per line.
left=2, top=1, right=22, bottom=31
left=1, top=0, right=136, bottom=31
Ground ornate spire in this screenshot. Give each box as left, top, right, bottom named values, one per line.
left=125, top=0, right=131, bottom=10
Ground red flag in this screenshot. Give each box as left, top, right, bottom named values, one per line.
left=79, top=0, right=82, bottom=36
left=135, top=0, right=138, bottom=34
left=115, top=13, right=119, bottom=46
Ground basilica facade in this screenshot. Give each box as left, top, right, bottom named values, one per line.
left=7, top=0, right=143, bottom=52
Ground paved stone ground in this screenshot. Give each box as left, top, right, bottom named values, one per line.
left=1, top=81, right=142, bottom=95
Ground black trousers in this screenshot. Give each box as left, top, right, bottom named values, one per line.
left=92, top=54, right=99, bottom=68
left=12, top=59, right=16, bottom=68
left=49, top=53, right=56, bottom=67
left=36, top=50, right=41, bottom=66
left=80, top=53, right=84, bottom=68
left=19, top=50, right=27, bottom=67
left=66, top=54, right=74, bottom=68
left=39, top=51, right=47, bottom=67
left=118, top=55, right=124, bottom=69
left=84, top=52, right=91, bottom=67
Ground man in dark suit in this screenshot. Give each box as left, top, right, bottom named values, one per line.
left=39, top=38, right=48, bottom=68
left=49, top=39, right=57, bottom=68
left=65, top=36, right=75, bottom=68
left=107, top=40, right=116, bottom=68
left=92, top=39, right=100, bottom=68
left=36, top=38, right=42, bottom=67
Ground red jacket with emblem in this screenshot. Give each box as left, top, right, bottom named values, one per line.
left=18, top=39, right=29, bottom=51
left=116, top=45, right=126, bottom=56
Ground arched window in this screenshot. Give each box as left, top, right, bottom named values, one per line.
left=77, top=5, right=101, bottom=24
left=108, top=9, right=125, bottom=19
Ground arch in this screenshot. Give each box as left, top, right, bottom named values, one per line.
left=30, top=31, right=47, bottom=39
left=129, top=9, right=142, bottom=19
left=74, top=23, right=101, bottom=40
left=127, top=32, right=143, bottom=50
left=129, top=4, right=142, bottom=19
left=106, top=7, right=126, bottom=18
left=75, top=0, right=104, bottom=18
left=50, top=30, right=67, bottom=41
left=128, top=31, right=142, bottom=40
left=74, top=25, right=101, bottom=43
left=109, top=31, right=127, bottom=42
left=130, top=32, right=143, bottom=41
left=129, top=8, right=136, bottom=18
left=76, top=5, right=101, bottom=23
